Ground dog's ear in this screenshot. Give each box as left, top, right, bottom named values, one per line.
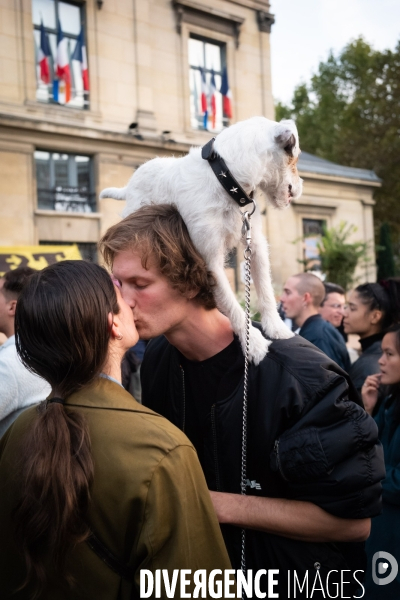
left=274, top=127, right=297, bottom=157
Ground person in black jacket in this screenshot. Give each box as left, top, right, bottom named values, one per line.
left=281, top=273, right=351, bottom=371
left=344, top=280, right=400, bottom=393
left=361, top=324, right=400, bottom=598
left=319, top=281, right=348, bottom=342
left=100, top=204, right=385, bottom=599
left=319, top=282, right=346, bottom=330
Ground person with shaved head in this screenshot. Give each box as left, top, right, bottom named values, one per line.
left=281, top=273, right=350, bottom=371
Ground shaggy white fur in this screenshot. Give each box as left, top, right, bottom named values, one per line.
left=100, top=116, right=303, bottom=364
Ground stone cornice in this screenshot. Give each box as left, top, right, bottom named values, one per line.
left=0, top=114, right=379, bottom=193
left=172, top=0, right=245, bottom=48
left=224, top=0, right=271, bottom=10
left=256, top=10, right=275, bottom=33
left=34, top=209, right=102, bottom=219
left=299, top=169, right=382, bottom=189
left=0, top=113, right=191, bottom=154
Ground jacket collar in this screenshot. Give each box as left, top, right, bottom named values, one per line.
left=299, top=313, right=321, bottom=332
left=360, top=331, right=384, bottom=353
left=66, top=376, right=155, bottom=416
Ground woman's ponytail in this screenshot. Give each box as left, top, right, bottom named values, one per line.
left=13, top=261, right=120, bottom=596
left=14, top=402, right=94, bottom=597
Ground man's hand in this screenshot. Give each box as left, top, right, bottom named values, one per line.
left=361, top=373, right=381, bottom=415
left=209, top=491, right=370, bottom=543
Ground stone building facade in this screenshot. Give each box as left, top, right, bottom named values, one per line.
left=0, top=0, right=379, bottom=291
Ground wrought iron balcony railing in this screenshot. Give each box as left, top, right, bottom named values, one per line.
left=37, top=187, right=96, bottom=213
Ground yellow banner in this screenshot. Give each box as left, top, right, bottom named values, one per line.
left=0, top=245, right=82, bottom=276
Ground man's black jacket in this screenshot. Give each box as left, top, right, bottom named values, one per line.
left=299, top=314, right=351, bottom=372
left=141, top=332, right=385, bottom=597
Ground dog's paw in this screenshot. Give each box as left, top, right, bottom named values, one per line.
left=262, top=317, right=294, bottom=340
left=244, top=326, right=271, bottom=365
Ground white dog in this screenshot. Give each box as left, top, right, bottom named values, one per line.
left=100, top=116, right=303, bottom=364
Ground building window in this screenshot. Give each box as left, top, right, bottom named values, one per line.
left=32, top=0, right=89, bottom=108
left=188, top=36, right=230, bottom=132
left=302, top=219, right=325, bottom=272
left=35, top=151, right=95, bottom=213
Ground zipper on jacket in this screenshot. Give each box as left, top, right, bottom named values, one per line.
left=274, top=439, right=288, bottom=482
left=180, top=365, right=186, bottom=433
left=211, top=404, right=221, bottom=491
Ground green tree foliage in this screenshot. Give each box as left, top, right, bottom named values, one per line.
left=315, top=222, right=370, bottom=291
left=377, top=222, right=395, bottom=280
left=277, top=37, right=400, bottom=264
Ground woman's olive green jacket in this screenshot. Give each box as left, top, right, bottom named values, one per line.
left=0, top=377, right=231, bottom=599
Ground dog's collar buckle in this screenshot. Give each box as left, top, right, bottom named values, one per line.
left=201, top=137, right=254, bottom=208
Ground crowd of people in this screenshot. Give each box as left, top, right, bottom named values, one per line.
left=0, top=203, right=399, bottom=598
left=279, top=269, right=400, bottom=599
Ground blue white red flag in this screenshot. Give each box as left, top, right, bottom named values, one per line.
left=72, top=28, right=89, bottom=91
left=210, top=69, right=217, bottom=129
left=220, top=67, right=232, bottom=119
left=200, top=68, right=208, bottom=129
left=54, top=19, right=71, bottom=103
left=38, top=21, right=51, bottom=84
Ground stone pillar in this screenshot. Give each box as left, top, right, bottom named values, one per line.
left=133, top=0, right=157, bottom=135
left=257, top=10, right=275, bottom=120
left=0, top=142, right=36, bottom=244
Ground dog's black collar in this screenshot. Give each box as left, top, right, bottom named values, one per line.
left=201, top=137, right=254, bottom=208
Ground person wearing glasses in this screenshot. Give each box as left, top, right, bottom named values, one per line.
left=319, top=282, right=346, bottom=330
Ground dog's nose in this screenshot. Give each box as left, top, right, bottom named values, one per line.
left=288, top=184, right=292, bottom=194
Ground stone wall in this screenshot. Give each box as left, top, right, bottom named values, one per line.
left=0, top=0, right=377, bottom=294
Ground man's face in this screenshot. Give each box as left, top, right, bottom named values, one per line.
left=280, top=277, right=303, bottom=321
left=112, top=250, right=194, bottom=340
left=319, top=292, right=346, bottom=328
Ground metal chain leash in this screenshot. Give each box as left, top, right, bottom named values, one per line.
left=240, top=200, right=256, bottom=599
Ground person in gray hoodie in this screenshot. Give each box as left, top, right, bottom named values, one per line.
left=0, top=267, right=50, bottom=437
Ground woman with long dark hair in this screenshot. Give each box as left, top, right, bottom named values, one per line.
left=0, top=261, right=230, bottom=599
left=362, top=324, right=400, bottom=597
left=343, top=279, right=400, bottom=392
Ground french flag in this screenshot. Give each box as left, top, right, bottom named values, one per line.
left=220, top=67, right=232, bottom=119
left=72, top=28, right=89, bottom=91
left=200, top=68, right=208, bottom=129
left=210, top=69, right=217, bottom=129
left=38, top=21, right=51, bottom=84
left=53, top=20, right=71, bottom=103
